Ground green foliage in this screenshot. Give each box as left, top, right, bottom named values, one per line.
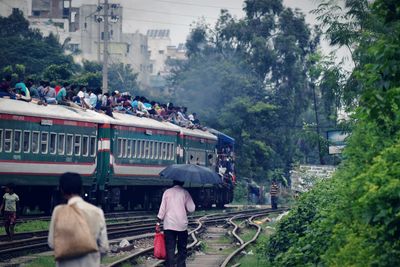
left=168, top=0, right=341, bottom=184
left=233, top=181, right=248, bottom=203
left=0, top=10, right=75, bottom=76
left=263, top=1, right=400, bottom=266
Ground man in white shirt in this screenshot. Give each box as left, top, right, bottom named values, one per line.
left=157, top=180, right=195, bottom=267
left=48, top=173, right=109, bottom=267
left=0, top=183, right=19, bottom=241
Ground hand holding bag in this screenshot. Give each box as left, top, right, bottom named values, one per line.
left=154, top=227, right=166, bottom=259
left=53, top=203, right=98, bottom=260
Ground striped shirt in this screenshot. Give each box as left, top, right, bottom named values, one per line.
left=270, top=184, right=279, bottom=197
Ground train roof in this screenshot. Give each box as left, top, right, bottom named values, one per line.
left=0, top=99, right=218, bottom=140
left=180, top=127, right=218, bottom=141
left=0, top=98, right=112, bottom=124
left=111, top=112, right=180, bottom=132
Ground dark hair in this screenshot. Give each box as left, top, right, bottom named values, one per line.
left=173, top=180, right=184, bottom=186
left=63, top=82, right=69, bottom=87
left=59, top=172, right=82, bottom=195
left=5, top=183, right=15, bottom=190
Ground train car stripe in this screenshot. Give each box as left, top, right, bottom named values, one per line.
left=0, top=114, right=97, bottom=128
left=0, top=161, right=96, bottom=175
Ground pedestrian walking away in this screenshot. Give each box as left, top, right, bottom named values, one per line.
left=270, top=180, right=279, bottom=210
left=0, top=183, right=19, bottom=241
left=157, top=180, right=196, bottom=267
left=48, top=172, right=109, bottom=267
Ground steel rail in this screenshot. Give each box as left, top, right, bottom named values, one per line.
left=220, top=214, right=264, bottom=267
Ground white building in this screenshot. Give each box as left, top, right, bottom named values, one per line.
left=0, top=0, right=32, bottom=18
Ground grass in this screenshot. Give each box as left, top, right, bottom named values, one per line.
left=232, top=217, right=277, bottom=267
left=240, top=227, right=257, bottom=243
left=0, top=220, right=49, bottom=235
left=24, top=256, right=55, bottom=267
left=101, top=254, right=127, bottom=265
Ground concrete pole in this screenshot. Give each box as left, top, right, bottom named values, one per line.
left=102, top=0, right=109, bottom=94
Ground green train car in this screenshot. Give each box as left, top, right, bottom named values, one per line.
left=0, top=98, right=234, bottom=213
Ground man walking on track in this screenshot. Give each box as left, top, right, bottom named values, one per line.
left=0, top=183, right=19, bottom=241
left=48, top=172, right=109, bottom=266
left=157, top=180, right=196, bottom=267
left=270, top=180, right=279, bottom=210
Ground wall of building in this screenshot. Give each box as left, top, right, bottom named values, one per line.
left=0, top=0, right=32, bottom=17
left=290, top=164, right=336, bottom=193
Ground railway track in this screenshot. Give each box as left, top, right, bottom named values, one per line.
left=104, top=208, right=286, bottom=267
left=0, top=208, right=279, bottom=263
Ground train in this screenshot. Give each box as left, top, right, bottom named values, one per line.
left=0, top=98, right=235, bottom=214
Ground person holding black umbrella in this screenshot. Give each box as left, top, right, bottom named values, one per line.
left=157, top=180, right=195, bottom=267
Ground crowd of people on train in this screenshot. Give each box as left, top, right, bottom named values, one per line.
left=0, top=75, right=202, bottom=129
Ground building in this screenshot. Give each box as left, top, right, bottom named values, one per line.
left=0, top=0, right=32, bottom=18
left=147, top=29, right=187, bottom=88
left=79, top=4, right=150, bottom=86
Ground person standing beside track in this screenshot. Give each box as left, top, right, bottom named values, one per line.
left=270, top=180, right=280, bottom=210
left=157, top=180, right=196, bottom=267
left=0, top=183, right=20, bottom=241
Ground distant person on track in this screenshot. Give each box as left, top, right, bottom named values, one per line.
left=270, top=181, right=279, bottom=210
left=0, top=183, right=20, bottom=241
left=157, top=180, right=195, bottom=267
left=48, top=172, right=109, bottom=266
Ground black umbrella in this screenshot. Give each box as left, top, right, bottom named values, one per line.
left=159, top=164, right=222, bottom=184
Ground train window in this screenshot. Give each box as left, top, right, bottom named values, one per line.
left=57, top=134, right=65, bottom=155
left=90, top=136, right=96, bottom=157
left=49, top=133, right=57, bottom=155
left=149, top=141, right=154, bottom=159
left=41, top=132, right=49, bottom=154
left=127, top=139, right=131, bottom=158
left=0, top=129, right=2, bottom=152
left=131, top=140, right=136, bottom=158
left=23, top=131, right=31, bottom=153
left=162, top=143, right=167, bottom=160
left=32, top=131, right=39, bottom=154
left=117, top=138, right=122, bottom=158
left=166, top=143, right=170, bottom=160
left=140, top=140, right=145, bottom=158
left=144, top=140, right=149, bottom=158
left=136, top=140, right=140, bottom=158
left=14, top=130, right=22, bottom=153
left=170, top=144, right=175, bottom=160
left=122, top=139, right=127, bottom=158
left=58, top=134, right=65, bottom=155
left=82, top=135, right=89, bottom=157
left=74, top=135, right=81, bottom=156
left=66, top=134, right=73, bottom=155
left=4, top=129, right=12, bottom=152
left=158, top=142, right=163, bottom=159
left=153, top=141, right=158, bottom=159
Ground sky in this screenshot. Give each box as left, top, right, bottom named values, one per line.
left=72, top=0, right=352, bottom=69
left=73, top=0, right=318, bottom=44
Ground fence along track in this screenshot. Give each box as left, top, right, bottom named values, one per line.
left=220, top=214, right=263, bottom=267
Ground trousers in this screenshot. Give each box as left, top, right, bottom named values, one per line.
left=271, top=196, right=278, bottom=210
left=164, top=229, right=188, bottom=267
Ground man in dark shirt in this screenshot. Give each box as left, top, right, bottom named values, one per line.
left=0, top=75, right=15, bottom=99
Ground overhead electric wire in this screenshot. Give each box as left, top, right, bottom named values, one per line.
left=125, top=19, right=190, bottom=27
left=150, top=0, right=242, bottom=10
left=123, top=6, right=219, bottom=20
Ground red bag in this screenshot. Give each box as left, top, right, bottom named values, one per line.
left=154, top=232, right=167, bottom=259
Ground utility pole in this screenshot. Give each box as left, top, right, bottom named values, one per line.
left=102, top=0, right=109, bottom=94
left=97, top=0, right=101, bottom=62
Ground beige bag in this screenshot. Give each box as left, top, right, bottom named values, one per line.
left=53, top=204, right=98, bottom=260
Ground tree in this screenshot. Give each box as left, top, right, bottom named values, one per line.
left=263, top=1, right=400, bottom=265
left=0, top=9, right=75, bottom=77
